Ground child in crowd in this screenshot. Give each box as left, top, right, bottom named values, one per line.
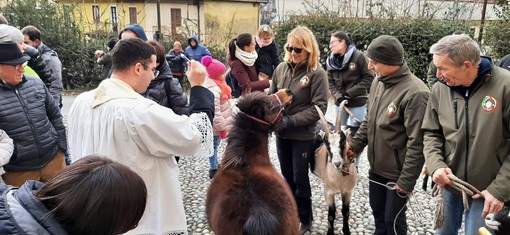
left=201, top=56, right=233, bottom=179
left=255, top=24, right=280, bottom=80
left=0, top=130, right=13, bottom=184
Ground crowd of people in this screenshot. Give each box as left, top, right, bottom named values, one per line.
left=0, top=14, right=509, bottom=234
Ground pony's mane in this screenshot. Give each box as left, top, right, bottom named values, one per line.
left=222, top=92, right=273, bottom=168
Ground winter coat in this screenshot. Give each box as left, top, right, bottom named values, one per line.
left=349, top=63, right=430, bottom=192
left=422, top=57, right=510, bottom=201
left=0, top=75, right=67, bottom=172
left=143, top=60, right=189, bottom=115
left=327, top=48, right=374, bottom=107
left=25, top=45, right=53, bottom=88
left=229, top=58, right=270, bottom=95
left=97, top=52, right=113, bottom=79
left=270, top=62, right=329, bottom=140
left=0, top=130, right=13, bottom=167
left=205, top=78, right=233, bottom=135
left=37, top=42, right=63, bottom=103
left=255, top=40, right=280, bottom=78
left=185, top=36, right=211, bottom=63
left=166, top=49, right=187, bottom=75
left=0, top=180, right=68, bottom=234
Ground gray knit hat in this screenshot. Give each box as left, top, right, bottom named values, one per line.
left=0, top=24, right=23, bottom=43
left=367, top=35, right=405, bottom=65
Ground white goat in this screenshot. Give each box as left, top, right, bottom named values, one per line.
left=312, top=101, right=358, bottom=235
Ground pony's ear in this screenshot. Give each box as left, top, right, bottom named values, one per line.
left=249, top=100, right=264, bottom=118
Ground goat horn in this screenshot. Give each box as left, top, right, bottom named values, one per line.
left=336, top=100, right=348, bottom=132
left=314, top=105, right=331, bottom=135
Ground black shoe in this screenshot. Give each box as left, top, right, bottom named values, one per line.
left=299, top=223, right=311, bottom=235
left=209, top=169, right=218, bottom=179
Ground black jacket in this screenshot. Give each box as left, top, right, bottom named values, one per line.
left=143, top=60, right=189, bottom=115
left=255, top=41, right=280, bottom=78
left=0, top=75, right=67, bottom=171
left=166, top=49, right=187, bottom=74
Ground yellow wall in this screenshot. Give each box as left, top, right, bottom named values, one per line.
left=59, top=1, right=146, bottom=35
left=56, top=0, right=263, bottom=47
left=203, top=1, right=260, bottom=48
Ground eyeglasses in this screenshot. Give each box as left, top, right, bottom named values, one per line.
left=10, top=64, right=24, bottom=70
left=285, top=46, right=303, bottom=54
left=329, top=40, right=341, bottom=45
left=141, top=64, right=159, bottom=77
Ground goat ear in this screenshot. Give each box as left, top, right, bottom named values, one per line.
left=340, top=131, right=347, bottom=147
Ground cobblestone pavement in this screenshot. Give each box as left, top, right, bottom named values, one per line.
left=179, top=102, right=451, bottom=235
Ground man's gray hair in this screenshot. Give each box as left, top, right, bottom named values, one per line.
left=429, top=34, right=480, bottom=67
left=0, top=24, right=23, bottom=43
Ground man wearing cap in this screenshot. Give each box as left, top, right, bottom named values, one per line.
left=346, top=35, right=430, bottom=234
left=119, top=24, right=148, bottom=41
left=0, top=24, right=53, bottom=89
left=0, top=41, right=67, bottom=187
left=422, top=34, right=510, bottom=234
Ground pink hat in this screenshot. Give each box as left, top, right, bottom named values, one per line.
left=201, top=55, right=226, bottom=80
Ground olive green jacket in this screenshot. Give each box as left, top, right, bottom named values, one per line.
left=422, top=62, right=510, bottom=201
left=350, top=64, right=430, bottom=192
left=270, top=62, right=329, bottom=140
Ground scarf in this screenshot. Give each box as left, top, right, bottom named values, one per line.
left=326, top=44, right=356, bottom=71
left=255, top=37, right=272, bottom=48
left=211, top=77, right=232, bottom=100
left=235, top=44, right=258, bottom=66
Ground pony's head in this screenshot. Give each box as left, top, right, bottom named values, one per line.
left=315, top=101, right=349, bottom=175
left=482, top=201, right=510, bottom=235
left=236, top=89, right=293, bottom=128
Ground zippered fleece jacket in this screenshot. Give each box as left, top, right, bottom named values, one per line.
left=349, top=63, right=430, bottom=192
left=270, top=62, right=329, bottom=140
left=422, top=57, right=510, bottom=201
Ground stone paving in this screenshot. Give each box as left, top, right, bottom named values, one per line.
left=178, top=101, right=451, bottom=235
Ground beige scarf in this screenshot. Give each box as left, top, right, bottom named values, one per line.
left=235, top=44, right=258, bottom=66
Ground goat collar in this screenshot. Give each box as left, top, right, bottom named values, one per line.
left=240, top=94, right=285, bottom=126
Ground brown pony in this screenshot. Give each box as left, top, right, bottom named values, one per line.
left=206, top=89, right=298, bottom=235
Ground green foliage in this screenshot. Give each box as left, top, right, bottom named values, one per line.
left=1, top=0, right=107, bottom=89
left=484, top=21, right=510, bottom=60
left=273, top=17, right=472, bottom=81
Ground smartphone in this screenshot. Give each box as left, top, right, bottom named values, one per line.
left=180, top=54, right=190, bottom=62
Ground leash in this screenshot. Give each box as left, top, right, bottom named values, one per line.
left=431, top=174, right=483, bottom=229
left=358, top=174, right=425, bottom=235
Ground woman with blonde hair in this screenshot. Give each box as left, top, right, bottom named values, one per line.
left=269, top=26, right=329, bottom=234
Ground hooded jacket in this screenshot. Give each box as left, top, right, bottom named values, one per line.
left=185, top=36, right=211, bottom=63
left=0, top=75, right=67, bottom=171
left=422, top=57, right=510, bottom=201
left=349, top=63, right=430, bottom=192
left=0, top=181, right=68, bottom=234
left=143, top=60, right=189, bottom=115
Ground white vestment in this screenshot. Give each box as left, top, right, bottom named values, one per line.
left=69, top=78, right=212, bottom=235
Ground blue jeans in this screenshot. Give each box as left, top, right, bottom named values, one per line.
left=436, top=189, right=488, bottom=235
left=209, top=136, right=220, bottom=170
left=335, top=104, right=367, bottom=167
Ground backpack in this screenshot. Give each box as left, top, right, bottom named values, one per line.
left=226, top=69, right=242, bottom=98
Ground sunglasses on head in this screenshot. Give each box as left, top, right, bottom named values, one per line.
left=285, top=46, right=303, bottom=53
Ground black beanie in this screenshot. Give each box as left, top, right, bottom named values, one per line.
left=367, top=35, right=404, bottom=65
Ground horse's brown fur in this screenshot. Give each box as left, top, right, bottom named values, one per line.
left=206, top=90, right=299, bottom=235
